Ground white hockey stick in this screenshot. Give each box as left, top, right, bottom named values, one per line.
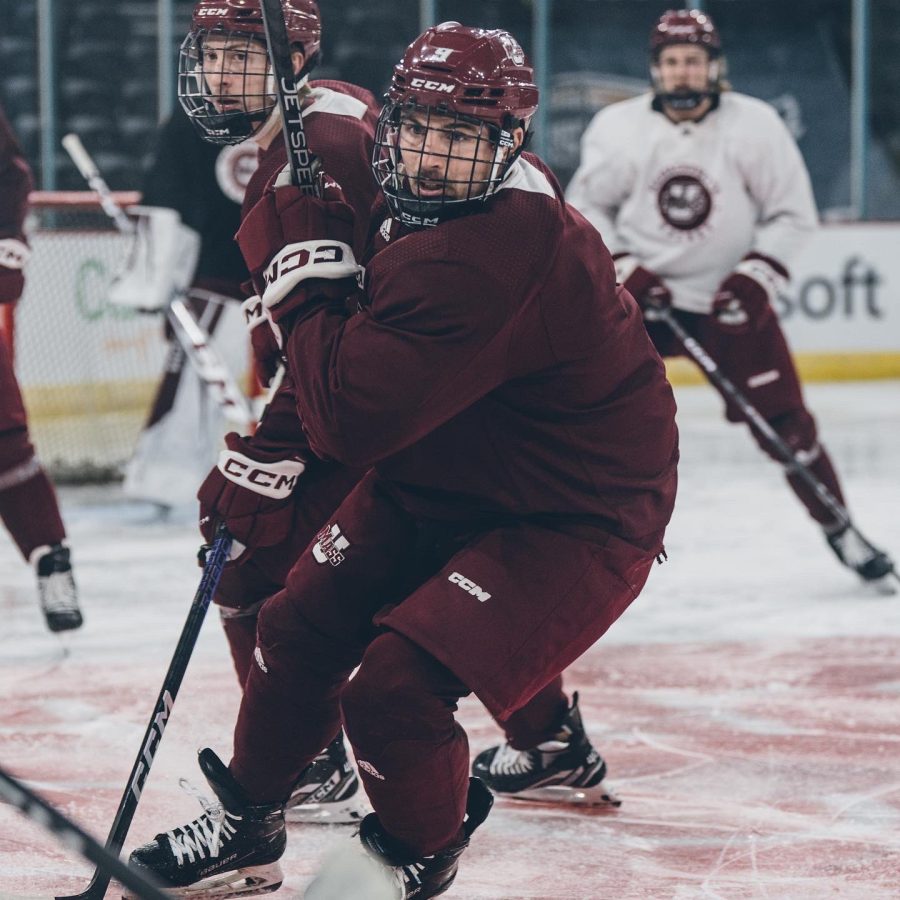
left=62, top=133, right=254, bottom=431
left=167, top=296, right=254, bottom=430
left=61, top=134, right=136, bottom=236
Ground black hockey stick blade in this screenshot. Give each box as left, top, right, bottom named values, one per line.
left=0, top=765, right=169, bottom=900
left=55, top=524, right=234, bottom=900
left=259, top=0, right=319, bottom=195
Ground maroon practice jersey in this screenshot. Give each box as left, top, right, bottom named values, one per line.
left=242, top=80, right=380, bottom=258
left=286, top=153, right=679, bottom=548
left=0, top=106, right=32, bottom=243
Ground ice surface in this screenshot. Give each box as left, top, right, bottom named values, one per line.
left=0, top=380, right=898, bottom=899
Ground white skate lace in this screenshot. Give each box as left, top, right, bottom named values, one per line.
left=489, top=742, right=534, bottom=776
left=399, top=860, right=427, bottom=891
left=490, top=739, right=572, bottom=777
left=39, top=570, right=80, bottom=615
left=166, top=779, right=240, bottom=867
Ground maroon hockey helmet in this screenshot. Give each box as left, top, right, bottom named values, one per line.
left=373, top=21, right=539, bottom=228
left=649, top=9, right=725, bottom=113
left=387, top=20, right=538, bottom=131
left=650, top=9, right=721, bottom=57
left=178, top=0, right=322, bottom=145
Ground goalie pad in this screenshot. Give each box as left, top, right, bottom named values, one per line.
left=107, top=206, right=200, bottom=311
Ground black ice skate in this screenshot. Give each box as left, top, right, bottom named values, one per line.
left=304, top=777, right=493, bottom=900
left=472, top=692, right=621, bottom=807
left=127, top=748, right=286, bottom=898
left=285, top=732, right=367, bottom=824
left=31, top=543, right=83, bottom=632
left=826, top=526, right=896, bottom=594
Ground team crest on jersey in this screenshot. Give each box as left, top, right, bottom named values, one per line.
left=654, top=166, right=715, bottom=234
left=312, top=523, right=350, bottom=566
left=216, top=142, right=259, bottom=204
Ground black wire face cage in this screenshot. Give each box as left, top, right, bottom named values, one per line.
left=372, top=101, right=520, bottom=228
left=651, top=55, right=723, bottom=112
left=178, top=27, right=275, bottom=145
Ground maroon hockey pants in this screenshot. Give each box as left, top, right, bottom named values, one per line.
left=230, top=470, right=655, bottom=856
left=213, top=461, right=364, bottom=686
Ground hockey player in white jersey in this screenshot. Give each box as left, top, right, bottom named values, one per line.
left=566, top=7, right=893, bottom=588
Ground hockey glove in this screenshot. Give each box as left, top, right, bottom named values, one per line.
left=198, top=431, right=306, bottom=553
left=613, top=253, right=671, bottom=320
left=0, top=238, right=30, bottom=303
left=712, top=254, right=786, bottom=335
left=236, top=174, right=363, bottom=338
left=241, top=294, right=283, bottom=387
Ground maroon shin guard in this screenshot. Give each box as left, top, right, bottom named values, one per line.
left=0, top=467, right=66, bottom=561
left=342, top=632, right=471, bottom=857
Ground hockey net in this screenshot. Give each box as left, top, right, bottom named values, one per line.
left=7, top=191, right=169, bottom=483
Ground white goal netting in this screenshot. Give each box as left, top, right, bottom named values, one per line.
left=11, top=191, right=169, bottom=483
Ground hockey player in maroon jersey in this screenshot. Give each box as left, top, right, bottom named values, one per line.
left=0, top=104, right=82, bottom=633
left=127, top=22, right=678, bottom=898
left=566, top=8, right=894, bottom=588
left=176, top=0, right=381, bottom=823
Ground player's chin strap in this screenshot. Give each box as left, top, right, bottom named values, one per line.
left=653, top=304, right=898, bottom=589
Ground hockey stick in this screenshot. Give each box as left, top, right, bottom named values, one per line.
left=166, top=296, right=255, bottom=430
left=656, top=305, right=898, bottom=586
left=56, top=525, right=234, bottom=900
left=0, top=765, right=169, bottom=900
left=61, top=133, right=255, bottom=431
left=61, top=134, right=136, bottom=236
left=259, top=0, right=320, bottom=195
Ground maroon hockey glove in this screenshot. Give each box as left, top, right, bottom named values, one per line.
left=0, top=238, right=30, bottom=303
left=712, top=254, right=786, bottom=334
left=240, top=295, right=283, bottom=387
left=613, top=253, right=672, bottom=317
left=236, top=174, right=363, bottom=334
left=198, top=431, right=306, bottom=552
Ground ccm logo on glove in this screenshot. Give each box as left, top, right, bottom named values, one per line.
left=218, top=449, right=305, bottom=499
left=261, top=239, right=363, bottom=310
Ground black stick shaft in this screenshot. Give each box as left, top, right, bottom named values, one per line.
left=0, top=767, right=170, bottom=900
left=56, top=525, right=233, bottom=900
left=259, top=0, right=319, bottom=195
left=657, top=307, right=867, bottom=533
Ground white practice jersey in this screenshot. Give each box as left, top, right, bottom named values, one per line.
left=566, top=91, right=819, bottom=313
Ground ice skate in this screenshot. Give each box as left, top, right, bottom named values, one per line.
left=31, top=543, right=83, bottom=632
left=472, top=692, right=621, bottom=808
left=826, top=526, right=897, bottom=595
left=285, top=732, right=368, bottom=824
left=304, top=777, right=493, bottom=899
left=126, top=748, right=285, bottom=898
